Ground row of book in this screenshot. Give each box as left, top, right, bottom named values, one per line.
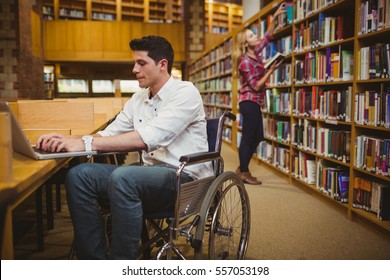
left=222, top=127, right=232, bottom=143
left=195, top=76, right=232, bottom=92
left=264, top=118, right=291, bottom=144
left=256, top=142, right=390, bottom=220
left=316, top=159, right=349, bottom=202
left=257, top=141, right=291, bottom=173
left=264, top=89, right=291, bottom=115
left=59, top=8, right=86, bottom=19
left=262, top=36, right=293, bottom=61
left=292, top=151, right=317, bottom=184
left=191, top=38, right=232, bottom=70
left=42, top=6, right=54, bottom=15
left=270, top=118, right=351, bottom=164
left=292, top=119, right=317, bottom=152
left=354, top=135, right=390, bottom=177
left=353, top=177, right=390, bottom=220
left=292, top=86, right=352, bottom=122
left=354, top=88, right=390, bottom=127
left=267, top=63, right=292, bottom=87
left=252, top=87, right=389, bottom=128
left=294, top=47, right=354, bottom=83
left=196, top=58, right=232, bottom=80
left=92, top=12, right=116, bottom=21
left=358, top=0, right=390, bottom=35
left=295, top=0, right=338, bottom=22
left=357, top=43, right=390, bottom=80
left=208, top=26, right=229, bottom=34
left=294, top=13, right=344, bottom=52
left=254, top=1, right=293, bottom=38
left=317, top=128, right=351, bottom=163
left=202, top=92, right=232, bottom=108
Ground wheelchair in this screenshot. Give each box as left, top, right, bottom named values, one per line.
left=137, top=111, right=251, bottom=260
left=69, top=111, right=251, bottom=260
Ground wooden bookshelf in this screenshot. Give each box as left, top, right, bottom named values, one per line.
left=205, top=1, right=242, bottom=34
left=42, top=0, right=182, bottom=22
left=189, top=35, right=234, bottom=143
left=189, top=0, right=390, bottom=233
left=43, top=65, right=55, bottom=99
left=59, top=0, right=87, bottom=20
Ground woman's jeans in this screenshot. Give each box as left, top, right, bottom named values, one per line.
left=65, top=163, right=192, bottom=259
left=238, top=100, right=264, bottom=172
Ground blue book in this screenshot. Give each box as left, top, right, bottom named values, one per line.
left=338, top=172, right=349, bottom=203
left=285, top=2, right=293, bottom=24
left=318, top=13, right=325, bottom=45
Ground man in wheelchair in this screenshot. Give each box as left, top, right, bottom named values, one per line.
left=36, top=36, right=214, bottom=259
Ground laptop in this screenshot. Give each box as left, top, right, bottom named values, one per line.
left=0, top=101, right=98, bottom=160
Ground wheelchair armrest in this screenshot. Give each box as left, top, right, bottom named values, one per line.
left=179, top=151, right=220, bottom=164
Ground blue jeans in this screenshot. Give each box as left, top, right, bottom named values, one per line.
left=65, top=163, right=192, bottom=259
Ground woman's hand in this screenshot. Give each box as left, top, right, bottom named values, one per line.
left=267, top=3, right=286, bottom=35
left=274, top=2, right=286, bottom=18
left=270, top=58, right=284, bottom=71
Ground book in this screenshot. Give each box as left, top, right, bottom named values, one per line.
left=264, top=52, right=286, bottom=69
left=378, top=185, right=390, bottom=220
left=306, top=160, right=316, bottom=185
left=338, top=172, right=349, bottom=203
left=341, top=50, right=354, bottom=81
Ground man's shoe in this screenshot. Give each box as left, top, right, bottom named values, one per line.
left=235, top=166, right=242, bottom=176
left=241, top=172, right=262, bottom=185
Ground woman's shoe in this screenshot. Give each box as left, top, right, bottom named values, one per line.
left=241, top=172, right=262, bottom=185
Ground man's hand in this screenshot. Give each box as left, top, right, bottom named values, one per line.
left=36, top=133, right=84, bottom=153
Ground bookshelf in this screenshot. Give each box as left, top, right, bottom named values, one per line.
left=120, top=0, right=145, bottom=21
left=59, top=0, right=88, bottom=20
left=91, top=0, right=117, bottom=21
left=42, top=0, right=182, bottom=22
left=188, top=0, right=390, bottom=232
left=189, top=36, right=234, bottom=143
left=205, top=1, right=243, bottom=34
left=43, top=65, right=55, bottom=99
left=42, top=0, right=55, bottom=20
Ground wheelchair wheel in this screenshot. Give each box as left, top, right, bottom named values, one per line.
left=194, top=171, right=250, bottom=260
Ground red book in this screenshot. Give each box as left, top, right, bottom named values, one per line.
left=337, top=15, right=343, bottom=40
left=312, top=86, right=317, bottom=118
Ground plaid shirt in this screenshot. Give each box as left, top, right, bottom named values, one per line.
left=238, top=33, right=272, bottom=107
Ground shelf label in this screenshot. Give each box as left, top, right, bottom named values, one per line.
left=325, top=119, right=338, bottom=125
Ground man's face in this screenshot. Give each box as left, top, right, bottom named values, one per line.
left=132, top=50, right=161, bottom=89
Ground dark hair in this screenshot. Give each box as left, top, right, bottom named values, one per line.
left=129, top=36, right=174, bottom=74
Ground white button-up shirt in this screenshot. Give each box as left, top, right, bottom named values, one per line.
left=98, top=77, right=213, bottom=179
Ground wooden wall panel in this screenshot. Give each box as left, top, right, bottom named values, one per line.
left=44, top=21, right=75, bottom=60
left=44, top=21, right=185, bottom=62
left=31, top=11, right=41, bottom=58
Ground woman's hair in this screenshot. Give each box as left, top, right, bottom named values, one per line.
left=129, top=36, right=174, bottom=74
left=232, top=28, right=249, bottom=79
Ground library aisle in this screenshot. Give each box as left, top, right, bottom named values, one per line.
left=13, top=145, right=390, bottom=260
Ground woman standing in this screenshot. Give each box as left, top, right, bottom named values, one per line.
left=232, top=3, right=285, bottom=185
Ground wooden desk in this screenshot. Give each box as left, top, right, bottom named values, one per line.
left=0, top=154, right=70, bottom=259
left=0, top=97, right=129, bottom=259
